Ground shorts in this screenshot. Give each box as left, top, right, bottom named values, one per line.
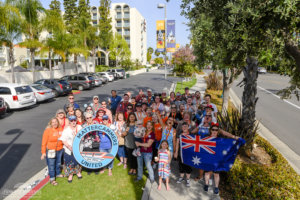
left=118, top=145, right=127, bottom=158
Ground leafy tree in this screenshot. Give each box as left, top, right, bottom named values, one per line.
left=49, top=0, right=60, bottom=11
left=154, top=50, right=160, bottom=57
left=98, top=0, right=112, bottom=51
left=182, top=0, right=299, bottom=148
left=147, top=47, right=154, bottom=63
left=109, top=33, right=131, bottom=67
left=12, top=0, right=44, bottom=82
left=154, top=57, right=164, bottom=65
left=63, top=0, right=78, bottom=33
left=172, top=45, right=196, bottom=76
left=0, top=2, right=22, bottom=83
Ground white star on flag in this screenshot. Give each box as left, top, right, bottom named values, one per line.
left=192, top=156, right=201, bottom=165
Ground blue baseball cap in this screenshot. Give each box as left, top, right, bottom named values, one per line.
left=102, top=115, right=109, bottom=120
left=68, top=115, right=77, bottom=121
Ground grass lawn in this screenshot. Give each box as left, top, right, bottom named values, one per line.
left=175, top=77, right=197, bottom=94
left=32, top=159, right=147, bottom=200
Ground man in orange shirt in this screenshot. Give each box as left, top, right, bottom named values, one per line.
left=143, top=107, right=153, bottom=127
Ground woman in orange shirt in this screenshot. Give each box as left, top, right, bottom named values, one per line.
left=41, top=117, right=64, bottom=186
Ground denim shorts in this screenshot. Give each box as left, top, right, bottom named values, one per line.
left=118, top=145, right=127, bottom=158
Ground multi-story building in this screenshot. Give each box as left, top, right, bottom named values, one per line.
left=91, top=3, right=147, bottom=65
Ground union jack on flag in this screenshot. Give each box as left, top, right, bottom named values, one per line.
left=180, top=134, right=245, bottom=172
left=182, top=135, right=216, bottom=154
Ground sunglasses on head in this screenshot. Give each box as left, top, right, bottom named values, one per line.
left=212, top=128, right=219, bottom=131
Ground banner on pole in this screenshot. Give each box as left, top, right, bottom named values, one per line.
left=166, top=20, right=176, bottom=53
left=156, top=20, right=165, bottom=52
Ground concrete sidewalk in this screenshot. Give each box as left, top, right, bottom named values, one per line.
left=190, top=73, right=207, bottom=95
left=142, top=73, right=220, bottom=200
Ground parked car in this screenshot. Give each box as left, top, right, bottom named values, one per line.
left=79, top=73, right=102, bottom=86
left=30, top=84, right=55, bottom=102
left=34, top=79, right=65, bottom=97
left=0, top=83, right=36, bottom=111
left=60, top=74, right=94, bottom=90
left=107, top=69, right=126, bottom=79
left=56, top=79, right=72, bottom=94
left=98, top=72, right=114, bottom=82
left=0, top=97, right=7, bottom=116
left=258, top=67, right=267, bottom=74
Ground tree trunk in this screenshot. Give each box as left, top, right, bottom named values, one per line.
left=31, top=49, right=35, bottom=83
left=85, top=57, right=88, bottom=72
left=74, top=54, right=79, bottom=73
left=285, top=40, right=300, bottom=73
left=63, top=61, right=66, bottom=76
left=9, top=46, right=15, bottom=83
left=49, top=51, right=53, bottom=79
left=239, top=56, right=259, bottom=148
left=105, top=51, right=109, bottom=66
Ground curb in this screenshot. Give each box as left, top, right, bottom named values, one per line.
left=4, top=167, right=48, bottom=200
left=229, top=89, right=300, bottom=174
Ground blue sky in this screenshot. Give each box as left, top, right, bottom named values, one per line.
left=40, top=0, right=190, bottom=50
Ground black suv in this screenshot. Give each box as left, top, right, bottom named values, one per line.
left=61, top=74, right=95, bottom=90
left=34, top=79, right=71, bottom=96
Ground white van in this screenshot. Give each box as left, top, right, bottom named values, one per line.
left=0, top=83, right=36, bottom=110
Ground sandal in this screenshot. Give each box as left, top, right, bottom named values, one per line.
left=117, top=162, right=123, bottom=166
left=123, top=164, right=127, bottom=169
left=56, top=174, right=64, bottom=178
left=108, top=170, right=112, bottom=176
left=50, top=180, right=58, bottom=186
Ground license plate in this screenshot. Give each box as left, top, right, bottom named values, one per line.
left=24, top=96, right=30, bottom=99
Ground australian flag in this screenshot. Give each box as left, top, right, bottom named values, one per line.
left=180, top=135, right=245, bottom=171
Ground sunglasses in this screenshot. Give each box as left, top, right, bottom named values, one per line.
left=206, top=115, right=212, bottom=117
left=212, top=129, right=219, bottom=131
left=102, top=104, right=106, bottom=105
left=70, top=120, right=77, bottom=122
left=127, top=108, right=133, bottom=110
left=69, top=97, right=74, bottom=99
left=103, top=119, right=108, bottom=121
left=86, top=117, right=92, bottom=119
left=171, top=107, right=176, bottom=109
left=94, top=98, right=99, bottom=100
left=86, top=108, right=92, bottom=110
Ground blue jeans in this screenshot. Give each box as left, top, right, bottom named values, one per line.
left=100, top=149, right=114, bottom=169
left=137, top=152, right=154, bottom=181
left=46, top=149, right=63, bottom=181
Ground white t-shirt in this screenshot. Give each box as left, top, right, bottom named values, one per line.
left=60, top=125, right=82, bottom=155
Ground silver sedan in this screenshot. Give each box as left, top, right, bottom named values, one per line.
left=30, top=84, right=55, bottom=102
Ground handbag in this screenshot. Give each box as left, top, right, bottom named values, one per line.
left=47, top=138, right=59, bottom=159
left=47, top=149, right=56, bottom=158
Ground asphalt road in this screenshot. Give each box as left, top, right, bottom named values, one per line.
left=232, top=73, right=300, bottom=155
left=0, top=69, right=178, bottom=199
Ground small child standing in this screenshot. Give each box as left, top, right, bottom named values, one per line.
left=157, top=140, right=171, bottom=190
left=133, top=120, right=146, bottom=157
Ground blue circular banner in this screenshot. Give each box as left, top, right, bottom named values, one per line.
left=73, top=124, right=119, bottom=169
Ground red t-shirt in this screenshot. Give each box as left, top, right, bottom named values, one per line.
left=140, top=132, right=155, bottom=153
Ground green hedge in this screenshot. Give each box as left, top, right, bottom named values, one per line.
left=220, top=129, right=300, bottom=199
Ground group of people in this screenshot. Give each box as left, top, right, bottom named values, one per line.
left=41, top=87, right=238, bottom=194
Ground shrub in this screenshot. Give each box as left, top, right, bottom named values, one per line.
left=96, top=65, right=109, bottom=72
left=204, top=72, right=223, bottom=90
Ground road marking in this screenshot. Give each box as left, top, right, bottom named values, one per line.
left=257, top=86, right=300, bottom=110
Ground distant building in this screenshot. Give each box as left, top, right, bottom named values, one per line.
left=91, top=3, right=147, bottom=65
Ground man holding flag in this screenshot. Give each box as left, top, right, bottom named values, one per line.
left=178, top=122, right=245, bottom=194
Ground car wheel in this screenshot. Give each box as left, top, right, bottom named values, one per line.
left=78, top=85, right=84, bottom=91
left=5, top=102, right=11, bottom=112
left=53, top=90, right=59, bottom=97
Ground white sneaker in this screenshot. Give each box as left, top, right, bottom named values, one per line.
left=186, top=179, right=191, bottom=187
left=176, top=177, right=184, bottom=184
left=132, top=149, right=137, bottom=157
left=136, top=148, right=141, bottom=157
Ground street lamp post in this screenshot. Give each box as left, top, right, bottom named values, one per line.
left=157, top=3, right=167, bottom=79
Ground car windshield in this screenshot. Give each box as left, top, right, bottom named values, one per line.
left=15, top=86, right=33, bottom=95
left=32, top=85, right=49, bottom=90
left=88, top=76, right=94, bottom=80
left=57, top=80, right=68, bottom=85
left=117, top=69, right=124, bottom=72
left=108, top=73, right=114, bottom=76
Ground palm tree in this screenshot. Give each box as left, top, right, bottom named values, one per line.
left=11, top=0, right=44, bottom=82
left=0, top=3, right=23, bottom=83
left=39, top=9, right=64, bottom=78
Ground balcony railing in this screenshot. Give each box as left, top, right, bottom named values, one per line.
left=116, top=14, right=122, bottom=19
left=92, top=15, right=97, bottom=20
left=123, top=31, right=130, bottom=36
left=123, top=23, right=130, bottom=27
left=125, top=39, right=130, bottom=44
left=123, top=13, right=130, bottom=19
left=115, top=23, right=122, bottom=28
